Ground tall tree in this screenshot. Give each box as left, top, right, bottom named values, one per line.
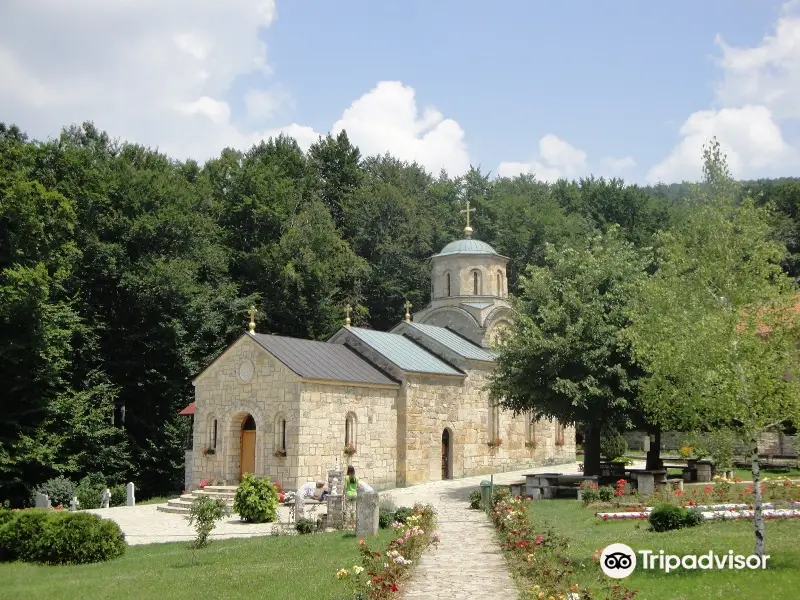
left=488, top=226, right=650, bottom=475
left=627, top=139, right=800, bottom=557
left=308, top=131, right=362, bottom=231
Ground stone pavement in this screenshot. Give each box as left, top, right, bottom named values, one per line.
left=391, top=462, right=585, bottom=600
left=87, top=503, right=297, bottom=545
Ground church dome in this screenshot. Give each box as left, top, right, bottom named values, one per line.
left=433, top=238, right=500, bottom=258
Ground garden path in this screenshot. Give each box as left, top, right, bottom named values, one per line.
left=391, top=462, right=585, bottom=600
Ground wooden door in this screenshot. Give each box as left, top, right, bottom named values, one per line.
left=441, top=429, right=450, bottom=480
left=240, top=430, right=256, bottom=479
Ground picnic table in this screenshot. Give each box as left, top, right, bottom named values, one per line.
left=524, top=473, right=598, bottom=499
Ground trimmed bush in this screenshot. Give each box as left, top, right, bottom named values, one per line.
left=378, top=508, right=394, bottom=528
left=0, top=510, right=125, bottom=565
left=233, top=473, right=279, bottom=523
left=295, top=518, right=315, bottom=534
left=76, top=474, right=107, bottom=510
left=597, top=485, right=614, bottom=502
left=32, top=476, right=75, bottom=507
left=110, top=485, right=126, bottom=507
left=649, top=503, right=704, bottom=532
left=600, top=433, right=628, bottom=461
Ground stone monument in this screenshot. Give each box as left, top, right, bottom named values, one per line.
left=101, top=488, right=111, bottom=508
left=34, top=493, right=50, bottom=509
left=355, top=492, right=380, bottom=537
left=126, top=482, right=136, bottom=506
left=326, top=468, right=344, bottom=529
left=69, top=497, right=79, bottom=512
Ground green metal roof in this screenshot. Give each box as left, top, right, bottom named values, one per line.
left=347, top=328, right=463, bottom=376
left=433, top=238, right=500, bottom=258
left=408, top=323, right=496, bottom=362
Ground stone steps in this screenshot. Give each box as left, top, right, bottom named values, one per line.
left=156, top=486, right=237, bottom=515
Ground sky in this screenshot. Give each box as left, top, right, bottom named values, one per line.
left=1, top=0, right=799, bottom=184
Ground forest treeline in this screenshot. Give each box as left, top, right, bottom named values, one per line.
left=1, top=121, right=799, bottom=504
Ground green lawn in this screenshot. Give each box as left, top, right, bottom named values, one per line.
left=731, top=467, right=800, bottom=481
left=0, top=530, right=394, bottom=600
left=528, top=500, right=800, bottom=600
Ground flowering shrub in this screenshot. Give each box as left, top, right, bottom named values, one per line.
left=525, top=441, right=537, bottom=449
left=487, top=438, right=503, bottom=448
left=335, top=503, right=437, bottom=599
left=274, top=449, right=287, bottom=458
left=579, top=480, right=599, bottom=505
left=679, top=445, right=693, bottom=458
left=202, top=447, right=215, bottom=456
left=488, top=491, right=637, bottom=599
left=343, top=443, right=357, bottom=457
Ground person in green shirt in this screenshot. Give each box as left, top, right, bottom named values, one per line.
left=344, top=466, right=359, bottom=499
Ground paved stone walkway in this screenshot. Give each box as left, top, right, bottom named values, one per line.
left=390, top=463, right=585, bottom=600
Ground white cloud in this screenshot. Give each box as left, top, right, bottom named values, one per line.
left=497, top=134, right=588, bottom=182
left=600, top=156, right=637, bottom=172
left=646, top=106, right=797, bottom=183
left=0, top=3, right=472, bottom=175
left=330, top=81, right=470, bottom=175
left=649, top=1, right=800, bottom=183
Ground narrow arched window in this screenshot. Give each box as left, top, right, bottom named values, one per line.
left=345, top=415, right=354, bottom=445
left=526, top=413, right=536, bottom=443
left=473, top=271, right=479, bottom=295
left=446, top=273, right=451, bottom=297
left=497, top=272, right=502, bottom=296
left=212, top=419, right=218, bottom=449
left=281, top=419, right=287, bottom=451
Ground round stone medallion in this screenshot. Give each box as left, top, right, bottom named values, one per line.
left=238, top=359, right=254, bottom=382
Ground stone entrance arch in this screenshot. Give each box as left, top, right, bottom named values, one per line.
left=240, top=414, right=256, bottom=480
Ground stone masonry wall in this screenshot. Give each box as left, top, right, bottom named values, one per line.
left=398, top=368, right=575, bottom=486
left=298, top=383, right=398, bottom=491
left=192, top=335, right=302, bottom=490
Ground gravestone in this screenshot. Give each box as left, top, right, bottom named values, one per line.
left=69, top=497, right=79, bottom=512
left=34, top=493, right=50, bottom=509
left=327, top=494, right=344, bottom=529
left=294, top=492, right=305, bottom=522
left=101, top=488, right=111, bottom=508
left=355, top=492, right=379, bottom=537
left=126, top=482, right=136, bottom=506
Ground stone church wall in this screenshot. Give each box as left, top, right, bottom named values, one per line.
left=398, top=368, right=575, bottom=486
left=297, top=383, right=398, bottom=491
left=191, top=335, right=302, bottom=489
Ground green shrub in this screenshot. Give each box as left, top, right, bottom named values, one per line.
left=598, top=485, right=614, bottom=502
left=233, top=473, right=279, bottom=523
left=188, top=496, right=231, bottom=548
left=393, top=506, right=414, bottom=524
left=76, top=474, right=107, bottom=510
left=110, top=485, right=126, bottom=507
left=295, top=518, right=315, bottom=534
left=32, top=476, right=75, bottom=507
left=378, top=508, right=394, bottom=528
left=649, top=503, right=704, bottom=532
left=469, top=490, right=482, bottom=509
left=0, top=510, right=125, bottom=565
left=600, top=433, right=628, bottom=461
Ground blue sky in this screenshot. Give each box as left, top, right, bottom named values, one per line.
left=1, top=0, right=798, bottom=183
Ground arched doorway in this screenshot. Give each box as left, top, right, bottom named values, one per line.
left=240, top=414, right=256, bottom=480
left=441, top=429, right=452, bottom=480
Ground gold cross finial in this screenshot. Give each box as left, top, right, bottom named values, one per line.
left=404, top=300, right=412, bottom=323
left=345, top=304, right=352, bottom=328
left=247, top=305, right=257, bottom=334
left=460, top=200, right=476, bottom=238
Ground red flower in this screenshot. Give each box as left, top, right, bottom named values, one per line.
left=390, top=584, right=399, bottom=592
left=675, top=490, right=683, bottom=496
left=359, top=539, right=365, bottom=546
left=704, top=486, right=713, bottom=492
left=375, top=552, right=381, bottom=557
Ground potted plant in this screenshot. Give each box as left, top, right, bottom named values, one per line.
left=525, top=441, right=537, bottom=449
left=274, top=449, right=287, bottom=458
left=487, top=438, right=503, bottom=448
left=202, top=447, right=216, bottom=457
left=343, top=443, right=356, bottom=457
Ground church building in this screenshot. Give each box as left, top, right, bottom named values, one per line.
left=183, top=213, right=575, bottom=491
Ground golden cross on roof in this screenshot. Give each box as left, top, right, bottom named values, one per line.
left=460, top=200, right=476, bottom=238
left=345, top=304, right=352, bottom=328
left=247, top=305, right=257, bottom=334
left=404, top=299, right=412, bottom=323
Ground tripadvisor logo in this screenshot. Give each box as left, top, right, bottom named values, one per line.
left=600, top=543, right=770, bottom=578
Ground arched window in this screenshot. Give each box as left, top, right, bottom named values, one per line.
left=207, top=417, right=218, bottom=450
left=488, top=400, right=500, bottom=441
left=344, top=412, right=357, bottom=447
left=555, top=420, right=565, bottom=446
left=446, top=273, right=451, bottom=297
left=526, top=413, right=536, bottom=443
left=496, top=272, right=502, bottom=296
left=274, top=415, right=287, bottom=451
left=473, top=271, right=479, bottom=295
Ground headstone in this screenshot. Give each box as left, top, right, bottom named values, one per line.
left=635, top=473, right=655, bottom=495
left=355, top=492, right=380, bottom=537
left=643, top=435, right=651, bottom=452
left=126, top=482, right=136, bottom=506
left=100, top=488, right=111, bottom=508
left=34, top=493, right=50, bottom=509
left=69, top=496, right=79, bottom=512
left=327, top=494, right=344, bottom=529
left=294, top=493, right=305, bottom=522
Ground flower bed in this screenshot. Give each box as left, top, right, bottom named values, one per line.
left=596, top=503, right=800, bottom=521
left=488, top=488, right=636, bottom=600
left=335, top=503, right=438, bottom=599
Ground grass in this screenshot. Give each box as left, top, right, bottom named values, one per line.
left=527, top=500, right=800, bottom=600
left=731, top=467, right=800, bottom=481
left=137, top=496, right=173, bottom=505
left=0, top=530, right=395, bottom=600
